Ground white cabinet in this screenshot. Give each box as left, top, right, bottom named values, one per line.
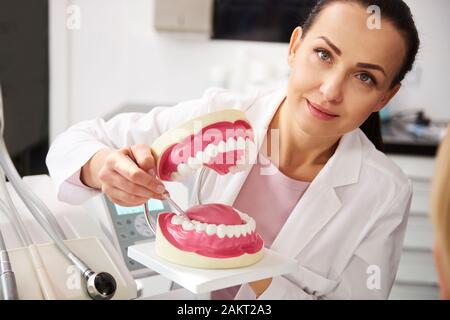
left=388, top=155, right=440, bottom=300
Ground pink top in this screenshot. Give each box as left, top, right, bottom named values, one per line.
left=211, top=154, right=310, bottom=300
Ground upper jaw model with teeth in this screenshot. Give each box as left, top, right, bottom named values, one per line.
left=151, top=109, right=264, bottom=269
left=151, top=109, right=258, bottom=182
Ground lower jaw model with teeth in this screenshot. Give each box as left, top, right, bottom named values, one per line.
left=151, top=109, right=264, bottom=268
left=155, top=203, right=264, bottom=268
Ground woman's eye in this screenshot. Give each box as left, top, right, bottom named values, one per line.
left=357, top=73, right=376, bottom=86
left=314, top=49, right=332, bottom=62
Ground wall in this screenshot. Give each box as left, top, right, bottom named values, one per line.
left=391, top=0, right=450, bottom=120
left=50, top=0, right=450, bottom=141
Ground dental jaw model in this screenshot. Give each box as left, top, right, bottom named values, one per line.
left=151, top=109, right=257, bottom=181
left=151, top=109, right=264, bottom=268
left=156, top=204, right=264, bottom=268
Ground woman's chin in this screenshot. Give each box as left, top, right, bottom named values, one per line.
left=296, top=117, right=336, bottom=137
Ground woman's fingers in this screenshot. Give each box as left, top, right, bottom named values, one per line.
left=105, top=186, right=150, bottom=207
left=98, top=145, right=168, bottom=206
left=130, top=144, right=157, bottom=174
left=106, top=150, right=165, bottom=193
left=104, top=171, right=162, bottom=199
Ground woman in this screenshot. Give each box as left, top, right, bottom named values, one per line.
left=430, top=125, right=450, bottom=300
left=46, top=0, right=420, bottom=299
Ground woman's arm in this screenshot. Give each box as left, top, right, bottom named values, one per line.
left=46, top=93, right=211, bottom=204
left=47, top=87, right=258, bottom=205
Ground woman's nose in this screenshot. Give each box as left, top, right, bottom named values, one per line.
left=320, top=73, right=344, bottom=104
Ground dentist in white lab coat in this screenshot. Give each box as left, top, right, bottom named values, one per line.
left=46, top=0, right=419, bottom=299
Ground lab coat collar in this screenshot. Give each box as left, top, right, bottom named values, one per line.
left=214, top=86, right=364, bottom=257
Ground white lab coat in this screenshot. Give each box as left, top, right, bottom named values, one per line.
left=46, top=87, right=412, bottom=300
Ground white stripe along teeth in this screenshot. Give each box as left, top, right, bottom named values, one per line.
left=169, top=210, right=256, bottom=238
left=170, top=138, right=256, bottom=181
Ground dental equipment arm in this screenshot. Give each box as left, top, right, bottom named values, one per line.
left=0, top=85, right=116, bottom=300
left=0, top=168, right=60, bottom=299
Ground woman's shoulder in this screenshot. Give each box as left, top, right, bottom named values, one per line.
left=356, top=129, right=412, bottom=193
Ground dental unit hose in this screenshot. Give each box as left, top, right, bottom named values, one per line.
left=0, top=84, right=117, bottom=300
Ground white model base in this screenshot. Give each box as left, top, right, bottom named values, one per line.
left=128, top=241, right=298, bottom=294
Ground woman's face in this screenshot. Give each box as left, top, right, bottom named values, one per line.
left=286, top=2, right=407, bottom=137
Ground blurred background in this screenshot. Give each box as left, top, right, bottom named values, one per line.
left=0, top=0, right=448, bottom=299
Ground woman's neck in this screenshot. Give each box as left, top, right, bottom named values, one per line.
left=265, top=98, right=341, bottom=172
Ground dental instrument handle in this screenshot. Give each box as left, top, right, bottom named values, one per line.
left=0, top=270, right=18, bottom=300
left=1, top=245, right=18, bottom=300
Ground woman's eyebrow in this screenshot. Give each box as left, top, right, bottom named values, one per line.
left=317, top=36, right=387, bottom=77
left=356, top=63, right=386, bottom=77
left=317, top=36, right=342, bottom=56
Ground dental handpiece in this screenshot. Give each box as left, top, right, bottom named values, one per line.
left=0, top=237, right=19, bottom=300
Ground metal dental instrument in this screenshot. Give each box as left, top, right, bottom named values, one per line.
left=163, top=193, right=187, bottom=217
left=143, top=190, right=188, bottom=236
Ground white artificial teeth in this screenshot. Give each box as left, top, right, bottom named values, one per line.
left=244, top=224, right=252, bottom=236
left=217, top=141, right=226, bottom=153
left=216, top=224, right=226, bottom=238
left=226, top=227, right=235, bottom=238
left=204, top=143, right=219, bottom=158
left=236, top=137, right=246, bottom=150
left=195, top=151, right=204, bottom=163
left=210, top=145, right=219, bottom=157
left=226, top=138, right=237, bottom=151
left=182, top=220, right=194, bottom=231
left=195, top=222, right=206, bottom=233
left=177, top=163, right=194, bottom=177
left=171, top=215, right=184, bottom=225
left=206, top=224, right=217, bottom=235
left=232, top=226, right=241, bottom=237
left=240, top=212, right=250, bottom=221
left=169, top=208, right=256, bottom=238
left=202, top=150, right=211, bottom=164
left=187, top=156, right=202, bottom=169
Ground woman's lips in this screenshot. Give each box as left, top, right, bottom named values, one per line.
left=306, top=99, right=339, bottom=121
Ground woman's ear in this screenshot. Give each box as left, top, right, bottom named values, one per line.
left=288, top=27, right=303, bottom=67
left=373, top=83, right=401, bottom=112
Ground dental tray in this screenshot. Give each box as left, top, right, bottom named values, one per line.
left=127, top=241, right=297, bottom=294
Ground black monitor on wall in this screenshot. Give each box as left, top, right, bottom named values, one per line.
left=212, top=0, right=317, bottom=43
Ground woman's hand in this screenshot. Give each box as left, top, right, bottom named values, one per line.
left=81, top=144, right=167, bottom=206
